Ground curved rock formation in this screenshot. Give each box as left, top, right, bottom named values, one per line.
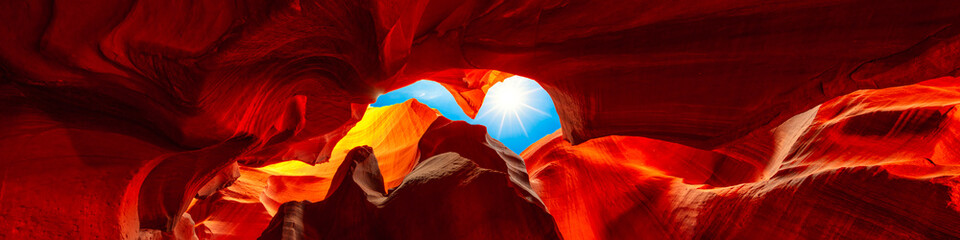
left=256, top=99, right=440, bottom=214
left=523, top=77, right=960, bottom=239
left=259, top=146, right=561, bottom=239
left=2, top=0, right=960, bottom=239
left=184, top=99, right=439, bottom=239
left=194, top=100, right=556, bottom=239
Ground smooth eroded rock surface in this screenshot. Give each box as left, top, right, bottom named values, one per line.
left=2, top=0, right=960, bottom=239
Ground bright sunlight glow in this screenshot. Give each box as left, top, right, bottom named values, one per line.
left=477, top=76, right=548, bottom=138
left=371, top=75, right=560, bottom=153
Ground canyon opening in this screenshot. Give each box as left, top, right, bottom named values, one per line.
left=2, top=1, right=960, bottom=239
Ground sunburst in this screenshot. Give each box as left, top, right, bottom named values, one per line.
left=476, top=76, right=548, bottom=138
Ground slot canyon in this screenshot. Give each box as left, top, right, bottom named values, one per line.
left=2, top=0, right=960, bottom=239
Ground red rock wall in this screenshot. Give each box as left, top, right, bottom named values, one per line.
left=2, top=0, right=960, bottom=239
left=523, top=77, right=960, bottom=239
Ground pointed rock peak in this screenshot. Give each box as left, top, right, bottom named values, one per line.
left=350, top=146, right=388, bottom=197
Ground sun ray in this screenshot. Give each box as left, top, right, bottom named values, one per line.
left=468, top=76, right=554, bottom=139
left=371, top=77, right=558, bottom=153
left=513, top=109, right=528, bottom=137
left=476, top=110, right=490, bottom=120
left=497, top=110, right=507, bottom=137
left=520, top=103, right=548, bottom=115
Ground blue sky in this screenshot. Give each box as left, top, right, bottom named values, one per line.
left=371, top=77, right=561, bottom=154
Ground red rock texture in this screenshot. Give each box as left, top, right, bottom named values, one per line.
left=181, top=99, right=438, bottom=239
left=191, top=100, right=555, bottom=239
left=522, top=77, right=960, bottom=239
left=433, top=70, right=513, bottom=119
left=2, top=0, right=960, bottom=239
left=259, top=145, right=560, bottom=239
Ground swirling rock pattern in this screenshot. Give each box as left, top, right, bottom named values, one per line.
left=523, top=77, right=960, bottom=239
left=258, top=146, right=561, bottom=239
left=2, top=0, right=960, bottom=239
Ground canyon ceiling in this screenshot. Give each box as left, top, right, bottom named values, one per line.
left=2, top=0, right=960, bottom=239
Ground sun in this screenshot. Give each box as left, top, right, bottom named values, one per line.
left=477, top=76, right=548, bottom=137
left=490, top=80, right=527, bottom=111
